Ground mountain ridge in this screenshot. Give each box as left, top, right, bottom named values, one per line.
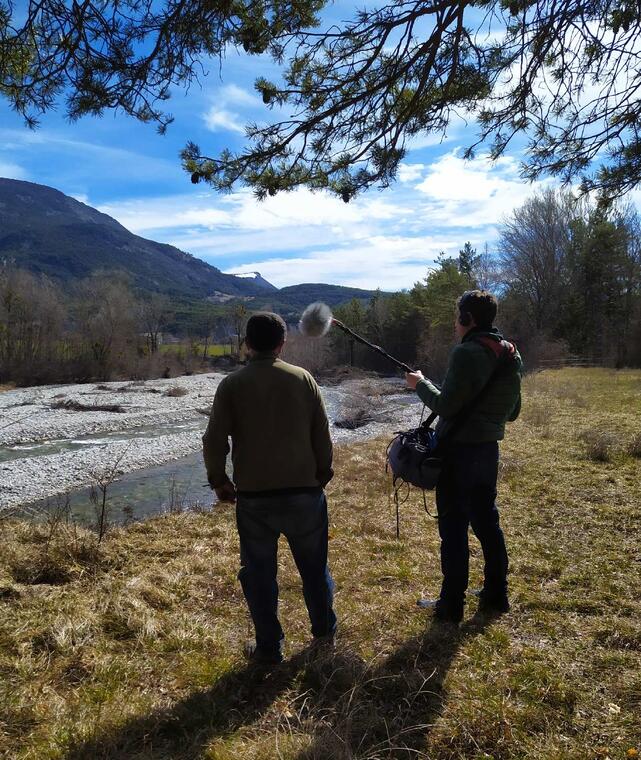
left=0, top=178, right=380, bottom=311
left=0, top=178, right=270, bottom=298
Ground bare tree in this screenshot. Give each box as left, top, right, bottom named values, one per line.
left=498, top=189, right=575, bottom=332
left=76, top=272, right=138, bottom=379
left=473, top=243, right=502, bottom=294
left=231, top=304, right=248, bottom=357
left=138, top=293, right=173, bottom=354
left=0, top=263, right=66, bottom=382
left=89, top=446, right=131, bottom=544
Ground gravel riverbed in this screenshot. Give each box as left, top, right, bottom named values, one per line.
left=0, top=373, right=421, bottom=513
left=0, top=374, right=219, bottom=447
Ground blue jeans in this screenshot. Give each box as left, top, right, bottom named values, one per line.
left=435, top=441, right=508, bottom=616
left=236, top=489, right=337, bottom=657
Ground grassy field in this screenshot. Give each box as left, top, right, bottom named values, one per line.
left=1, top=368, right=640, bottom=759
left=160, top=343, right=233, bottom=358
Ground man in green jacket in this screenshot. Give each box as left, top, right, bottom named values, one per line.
left=203, top=312, right=336, bottom=664
left=406, top=290, right=522, bottom=624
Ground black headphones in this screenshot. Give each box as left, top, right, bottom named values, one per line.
left=458, top=291, right=474, bottom=327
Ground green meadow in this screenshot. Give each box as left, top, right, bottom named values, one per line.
left=1, top=368, right=640, bottom=759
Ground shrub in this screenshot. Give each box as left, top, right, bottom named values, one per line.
left=498, top=455, right=521, bottom=480
left=627, top=432, right=641, bottom=458
left=163, top=386, right=188, bottom=397
left=523, top=401, right=548, bottom=427
left=580, top=429, right=617, bottom=462
left=335, top=406, right=374, bottom=430
left=51, top=399, right=125, bottom=413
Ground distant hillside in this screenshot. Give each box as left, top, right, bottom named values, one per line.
left=0, top=179, right=267, bottom=299
left=0, top=178, right=381, bottom=314
left=224, top=271, right=278, bottom=291
left=277, top=283, right=379, bottom=308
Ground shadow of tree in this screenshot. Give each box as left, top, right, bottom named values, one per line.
left=293, top=613, right=491, bottom=759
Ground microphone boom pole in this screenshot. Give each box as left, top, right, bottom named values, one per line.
left=299, top=302, right=415, bottom=373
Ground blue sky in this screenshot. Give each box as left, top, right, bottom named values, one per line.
left=0, top=9, right=617, bottom=291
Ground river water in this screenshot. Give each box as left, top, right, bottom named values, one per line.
left=4, top=381, right=422, bottom=525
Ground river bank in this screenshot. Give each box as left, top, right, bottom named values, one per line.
left=0, top=372, right=419, bottom=515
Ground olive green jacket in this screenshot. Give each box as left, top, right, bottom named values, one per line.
left=203, top=353, right=333, bottom=493
left=416, top=328, right=523, bottom=443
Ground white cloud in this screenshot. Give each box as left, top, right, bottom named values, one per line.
left=91, top=148, right=579, bottom=290
left=0, top=160, right=28, bottom=180
left=97, top=187, right=438, bottom=287
left=0, top=128, right=182, bottom=185
left=202, top=84, right=262, bottom=134
left=203, top=107, right=246, bottom=133
left=405, top=132, right=455, bottom=152
left=97, top=188, right=422, bottom=285
left=229, top=235, right=454, bottom=290
left=397, top=163, right=425, bottom=183
left=220, top=84, right=260, bottom=107
left=414, top=149, right=552, bottom=227
left=99, top=187, right=412, bottom=236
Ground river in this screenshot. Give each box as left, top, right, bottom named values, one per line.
left=0, top=373, right=423, bottom=524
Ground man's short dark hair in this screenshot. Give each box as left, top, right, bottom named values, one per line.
left=457, top=290, right=497, bottom=329
left=245, top=312, right=287, bottom=352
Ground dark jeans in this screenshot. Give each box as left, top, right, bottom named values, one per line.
left=236, top=489, right=337, bottom=657
left=435, top=441, right=509, bottom=616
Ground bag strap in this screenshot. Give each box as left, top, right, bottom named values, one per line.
left=419, top=410, right=438, bottom=430
left=436, top=338, right=511, bottom=444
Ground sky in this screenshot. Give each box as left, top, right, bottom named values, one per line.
left=0, top=6, right=624, bottom=292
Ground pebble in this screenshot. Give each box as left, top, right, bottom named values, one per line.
left=0, top=373, right=421, bottom=512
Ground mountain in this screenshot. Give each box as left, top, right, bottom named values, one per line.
left=235, top=283, right=379, bottom=323
left=224, top=271, right=278, bottom=291
left=0, top=178, right=268, bottom=299
left=276, top=283, right=379, bottom=308
left=0, top=178, right=381, bottom=313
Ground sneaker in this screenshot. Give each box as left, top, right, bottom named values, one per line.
left=416, top=597, right=463, bottom=624
left=243, top=640, right=283, bottom=667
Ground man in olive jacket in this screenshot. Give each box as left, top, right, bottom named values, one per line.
left=203, top=312, right=336, bottom=663
left=406, top=290, right=522, bottom=624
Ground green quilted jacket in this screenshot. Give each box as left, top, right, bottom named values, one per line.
left=415, top=327, right=523, bottom=443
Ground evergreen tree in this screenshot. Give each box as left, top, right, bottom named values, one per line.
left=411, top=257, right=473, bottom=377
left=4, top=1, right=641, bottom=201
left=458, top=243, right=480, bottom=281
left=332, top=299, right=366, bottom=366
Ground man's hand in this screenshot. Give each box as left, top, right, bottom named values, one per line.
left=405, top=370, right=425, bottom=390
left=215, top=481, right=237, bottom=503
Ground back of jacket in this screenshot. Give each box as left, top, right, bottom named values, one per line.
left=202, top=354, right=333, bottom=492
left=416, top=328, right=523, bottom=443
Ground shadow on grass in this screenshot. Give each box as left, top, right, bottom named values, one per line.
left=64, top=650, right=312, bottom=759
left=294, top=613, right=492, bottom=759
left=65, top=614, right=491, bottom=759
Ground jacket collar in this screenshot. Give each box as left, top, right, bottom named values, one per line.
left=461, top=326, right=502, bottom=344
left=248, top=351, right=281, bottom=363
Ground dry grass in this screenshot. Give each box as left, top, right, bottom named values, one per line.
left=50, top=399, right=126, bottom=413
left=580, top=429, right=619, bottom=462
left=1, top=367, right=640, bottom=759
left=163, top=385, right=189, bottom=397
left=628, top=432, right=641, bottom=459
